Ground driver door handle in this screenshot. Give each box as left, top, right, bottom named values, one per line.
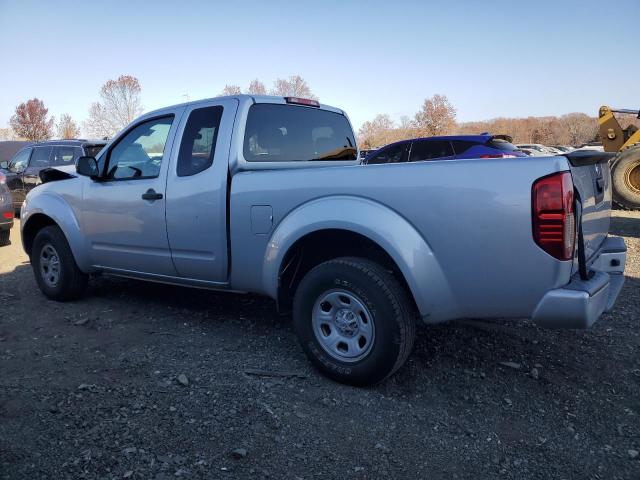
left=141, top=188, right=163, bottom=201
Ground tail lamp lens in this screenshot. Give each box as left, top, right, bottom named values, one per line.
left=532, top=171, right=575, bottom=260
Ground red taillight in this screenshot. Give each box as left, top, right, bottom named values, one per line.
left=2, top=211, right=12, bottom=219
left=284, top=97, right=320, bottom=107
left=532, top=171, right=575, bottom=260
left=0, top=172, right=5, bottom=184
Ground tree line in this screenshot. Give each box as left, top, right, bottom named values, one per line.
left=358, top=94, right=607, bottom=149
left=2, top=75, right=319, bottom=142
left=4, top=81, right=626, bottom=147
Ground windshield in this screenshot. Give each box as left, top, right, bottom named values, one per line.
left=243, top=104, right=357, bottom=162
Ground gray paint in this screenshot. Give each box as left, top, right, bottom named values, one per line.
left=20, top=95, right=626, bottom=328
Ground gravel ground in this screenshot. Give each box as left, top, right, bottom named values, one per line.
left=1, top=212, right=639, bottom=480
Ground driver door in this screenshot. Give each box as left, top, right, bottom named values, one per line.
left=81, top=112, right=183, bottom=277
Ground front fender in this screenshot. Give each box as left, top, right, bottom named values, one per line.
left=21, top=193, right=93, bottom=272
left=262, top=195, right=458, bottom=322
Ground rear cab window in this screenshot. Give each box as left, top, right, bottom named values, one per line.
left=243, top=104, right=357, bottom=162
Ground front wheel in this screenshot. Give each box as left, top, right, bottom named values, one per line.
left=293, top=257, right=416, bottom=386
left=31, top=226, right=88, bottom=301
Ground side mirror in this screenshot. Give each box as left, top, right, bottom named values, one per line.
left=0, top=160, right=8, bottom=169
left=76, top=156, right=100, bottom=178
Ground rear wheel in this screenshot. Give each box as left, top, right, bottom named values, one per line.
left=0, top=230, right=9, bottom=247
left=293, top=257, right=416, bottom=386
left=31, top=226, right=88, bottom=301
left=612, top=146, right=640, bottom=210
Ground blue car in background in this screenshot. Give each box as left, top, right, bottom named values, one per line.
left=364, top=134, right=526, bottom=164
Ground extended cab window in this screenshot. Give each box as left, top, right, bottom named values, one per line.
left=409, top=140, right=454, bottom=162
left=30, top=146, right=53, bottom=168
left=177, top=106, right=223, bottom=176
left=243, top=104, right=357, bottom=162
left=105, top=116, right=173, bottom=180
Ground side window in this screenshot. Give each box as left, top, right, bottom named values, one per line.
left=366, top=144, right=405, bottom=164
left=8, top=148, right=31, bottom=173
left=105, top=116, right=173, bottom=180
left=30, top=147, right=53, bottom=168
left=53, top=146, right=82, bottom=166
left=409, top=140, right=454, bottom=162
left=177, top=106, right=223, bottom=177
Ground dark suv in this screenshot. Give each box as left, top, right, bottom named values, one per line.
left=0, top=140, right=106, bottom=212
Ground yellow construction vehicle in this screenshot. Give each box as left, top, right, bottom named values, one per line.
left=598, top=106, right=640, bottom=209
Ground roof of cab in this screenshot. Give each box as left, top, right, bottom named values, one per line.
left=140, top=94, right=346, bottom=119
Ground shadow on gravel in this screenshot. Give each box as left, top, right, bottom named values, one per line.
left=610, top=214, right=640, bottom=238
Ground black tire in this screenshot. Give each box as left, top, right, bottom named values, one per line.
left=293, top=257, right=416, bottom=386
left=611, top=146, right=640, bottom=210
left=0, top=230, right=9, bottom=247
left=31, top=225, right=88, bottom=301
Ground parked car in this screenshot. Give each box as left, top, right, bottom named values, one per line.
left=575, top=142, right=605, bottom=152
left=519, top=148, right=539, bottom=156
left=516, top=143, right=559, bottom=155
left=551, top=145, right=574, bottom=153
left=0, top=171, right=13, bottom=246
left=1, top=140, right=106, bottom=212
left=364, top=134, right=526, bottom=164
left=20, top=95, right=626, bottom=386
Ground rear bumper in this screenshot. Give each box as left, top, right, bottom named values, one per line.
left=532, top=236, right=626, bottom=329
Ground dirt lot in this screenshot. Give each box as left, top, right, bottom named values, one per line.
left=1, top=213, right=639, bottom=480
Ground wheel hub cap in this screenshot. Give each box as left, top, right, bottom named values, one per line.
left=40, top=244, right=61, bottom=288
left=311, top=289, right=375, bottom=363
left=334, top=308, right=359, bottom=337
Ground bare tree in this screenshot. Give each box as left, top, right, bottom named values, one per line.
left=270, top=75, right=317, bottom=99
left=10, top=98, right=54, bottom=141
left=246, top=79, right=267, bottom=95
left=56, top=113, right=80, bottom=139
left=561, top=113, right=598, bottom=146
left=414, top=94, right=457, bottom=136
left=0, top=127, right=19, bottom=141
left=358, top=114, right=398, bottom=149
left=220, top=84, right=242, bottom=96
left=84, top=75, right=143, bottom=138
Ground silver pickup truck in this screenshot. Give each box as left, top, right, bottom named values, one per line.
left=20, top=95, right=627, bottom=386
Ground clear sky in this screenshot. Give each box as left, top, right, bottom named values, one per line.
left=0, top=0, right=638, bottom=134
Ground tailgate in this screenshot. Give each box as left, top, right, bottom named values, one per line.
left=566, top=150, right=616, bottom=265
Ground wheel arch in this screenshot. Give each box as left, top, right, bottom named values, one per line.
left=21, top=195, right=91, bottom=271
left=263, top=195, right=458, bottom=322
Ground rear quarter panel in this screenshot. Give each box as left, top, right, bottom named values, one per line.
left=230, top=156, right=574, bottom=322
